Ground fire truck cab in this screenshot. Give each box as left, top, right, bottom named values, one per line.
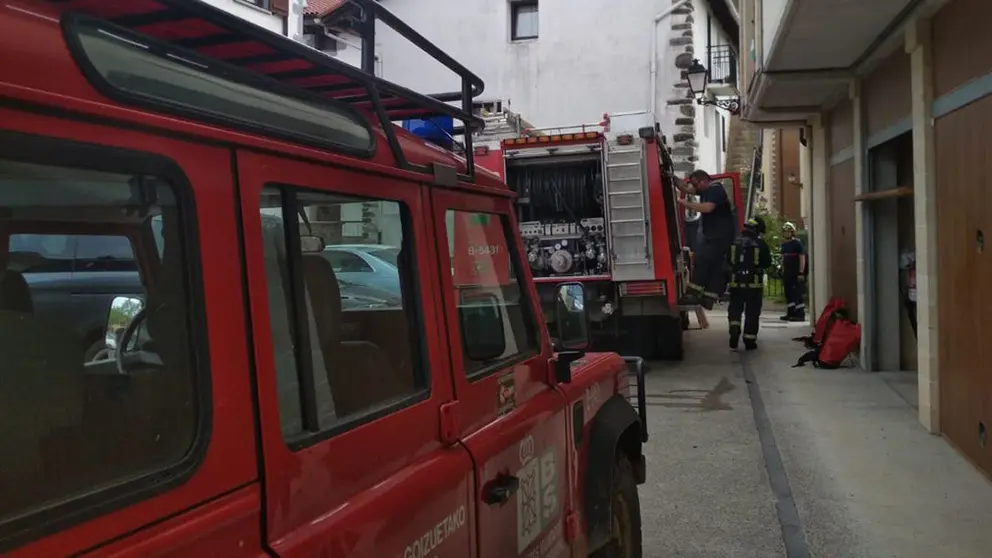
left=473, top=109, right=744, bottom=361
left=0, top=0, right=648, bottom=557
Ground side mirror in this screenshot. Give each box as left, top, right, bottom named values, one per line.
left=106, top=296, right=144, bottom=352
left=554, top=282, right=590, bottom=351
left=300, top=235, right=326, bottom=253
left=460, top=293, right=507, bottom=362
left=552, top=282, right=590, bottom=385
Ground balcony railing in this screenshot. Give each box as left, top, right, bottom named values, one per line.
left=707, top=44, right=738, bottom=86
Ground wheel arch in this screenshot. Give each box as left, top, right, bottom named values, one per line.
left=583, top=394, right=645, bottom=553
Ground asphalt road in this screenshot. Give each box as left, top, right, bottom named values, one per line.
left=635, top=310, right=992, bottom=558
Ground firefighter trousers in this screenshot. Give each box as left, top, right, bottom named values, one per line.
left=728, top=286, right=763, bottom=345
left=783, top=273, right=806, bottom=318
left=689, top=236, right=732, bottom=301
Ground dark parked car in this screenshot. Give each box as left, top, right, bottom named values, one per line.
left=7, top=233, right=144, bottom=360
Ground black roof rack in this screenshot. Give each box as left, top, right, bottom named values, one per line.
left=46, top=0, right=486, bottom=179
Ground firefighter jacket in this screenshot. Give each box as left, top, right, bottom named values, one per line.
left=726, top=232, right=772, bottom=288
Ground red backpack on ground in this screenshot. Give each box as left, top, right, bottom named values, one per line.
left=793, top=316, right=861, bottom=369
left=793, top=297, right=848, bottom=349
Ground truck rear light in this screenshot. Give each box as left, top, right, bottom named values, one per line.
left=619, top=280, right=667, bottom=297
left=502, top=132, right=601, bottom=147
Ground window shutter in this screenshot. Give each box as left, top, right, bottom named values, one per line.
left=271, top=0, right=289, bottom=15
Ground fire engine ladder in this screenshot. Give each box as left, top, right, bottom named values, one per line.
left=605, top=139, right=653, bottom=281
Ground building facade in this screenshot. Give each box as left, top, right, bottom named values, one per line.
left=739, top=0, right=992, bottom=478
left=760, top=128, right=803, bottom=224
left=309, top=0, right=742, bottom=176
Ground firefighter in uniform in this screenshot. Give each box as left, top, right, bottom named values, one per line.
left=675, top=170, right=737, bottom=310
left=779, top=221, right=807, bottom=321
left=727, top=218, right=771, bottom=350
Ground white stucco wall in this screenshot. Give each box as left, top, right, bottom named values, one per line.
left=342, top=0, right=732, bottom=176
left=760, top=0, right=787, bottom=67
left=202, top=0, right=284, bottom=33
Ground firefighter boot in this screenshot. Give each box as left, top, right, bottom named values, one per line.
left=729, top=325, right=741, bottom=349
left=743, top=338, right=758, bottom=351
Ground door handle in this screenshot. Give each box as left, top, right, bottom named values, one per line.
left=482, top=472, right=520, bottom=506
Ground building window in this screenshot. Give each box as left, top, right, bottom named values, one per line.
left=239, top=0, right=271, bottom=9
left=0, top=152, right=203, bottom=528
left=511, top=1, right=539, bottom=41
left=259, top=187, right=426, bottom=445
left=443, top=210, right=539, bottom=377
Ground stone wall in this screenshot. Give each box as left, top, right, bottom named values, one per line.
left=666, top=0, right=699, bottom=174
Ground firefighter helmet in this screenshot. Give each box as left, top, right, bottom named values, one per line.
left=782, top=221, right=797, bottom=233
left=744, top=217, right=766, bottom=235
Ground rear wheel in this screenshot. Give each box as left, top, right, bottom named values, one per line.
left=592, top=455, right=643, bottom=558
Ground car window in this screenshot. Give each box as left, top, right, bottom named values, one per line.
left=0, top=156, right=202, bottom=530
left=258, top=186, right=425, bottom=444
left=75, top=235, right=138, bottom=272
left=366, top=247, right=399, bottom=267
left=444, top=210, right=539, bottom=376
left=325, top=249, right=373, bottom=273
left=8, top=234, right=75, bottom=273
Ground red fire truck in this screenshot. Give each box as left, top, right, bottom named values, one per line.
left=0, top=0, right=649, bottom=557
left=472, top=110, right=745, bottom=360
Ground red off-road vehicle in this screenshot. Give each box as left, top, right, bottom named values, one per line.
left=0, top=1, right=648, bottom=556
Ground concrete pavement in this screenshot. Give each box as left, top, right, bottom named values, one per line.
left=637, top=309, right=992, bottom=558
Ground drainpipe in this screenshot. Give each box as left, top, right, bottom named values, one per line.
left=651, top=0, right=693, bottom=118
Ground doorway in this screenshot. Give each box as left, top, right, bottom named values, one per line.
left=865, top=131, right=915, bottom=372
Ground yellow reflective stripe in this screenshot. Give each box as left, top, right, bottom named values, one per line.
left=743, top=334, right=757, bottom=340
left=688, top=282, right=704, bottom=291
left=728, top=281, right=738, bottom=288
left=753, top=248, right=760, bottom=265
left=703, top=291, right=719, bottom=298
left=730, top=245, right=737, bottom=261
left=729, top=321, right=741, bottom=326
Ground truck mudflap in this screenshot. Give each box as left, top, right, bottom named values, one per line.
left=623, top=356, right=648, bottom=444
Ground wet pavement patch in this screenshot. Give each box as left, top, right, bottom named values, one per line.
left=645, top=376, right=735, bottom=411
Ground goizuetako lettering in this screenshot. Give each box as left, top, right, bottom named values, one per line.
left=403, top=505, right=467, bottom=558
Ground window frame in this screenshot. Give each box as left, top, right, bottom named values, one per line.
left=510, top=1, right=539, bottom=41
left=441, top=208, right=542, bottom=382
left=61, top=13, right=376, bottom=158
left=259, top=182, right=431, bottom=451
left=0, top=130, right=211, bottom=550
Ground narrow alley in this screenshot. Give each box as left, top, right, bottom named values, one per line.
left=638, top=311, right=992, bottom=558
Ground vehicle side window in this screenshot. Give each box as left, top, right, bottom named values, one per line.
left=443, top=210, right=539, bottom=376
left=75, top=235, right=138, bottom=272
left=326, top=250, right=373, bottom=273
left=8, top=234, right=75, bottom=273
left=258, top=186, right=425, bottom=445
left=0, top=157, right=202, bottom=529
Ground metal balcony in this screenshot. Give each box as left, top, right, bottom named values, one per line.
left=707, top=44, right=738, bottom=86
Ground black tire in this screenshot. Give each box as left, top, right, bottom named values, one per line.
left=620, top=316, right=659, bottom=360
left=592, top=455, right=643, bottom=558
left=655, top=315, right=684, bottom=361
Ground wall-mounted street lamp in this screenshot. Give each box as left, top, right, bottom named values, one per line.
left=682, top=59, right=741, bottom=114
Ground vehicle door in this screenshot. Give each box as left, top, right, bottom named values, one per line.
left=710, top=172, right=744, bottom=231
left=0, top=111, right=258, bottom=556
left=235, top=152, right=475, bottom=558
left=430, top=188, right=572, bottom=558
